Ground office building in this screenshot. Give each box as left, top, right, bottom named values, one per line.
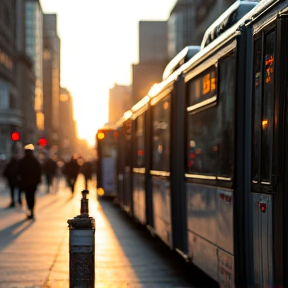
left=109, top=84, right=132, bottom=124
left=59, top=87, right=76, bottom=158
left=168, top=0, right=197, bottom=59
left=0, top=0, right=22, bottom=158
left=24, top=0, right=44, bottom=134
left=15, top=0, right=36, bottom=147
left=194, top=0, right=235, bottom=44
left=167, top=0, right=235, bottom=59
left=43, top=14, right=61, bottom=150
left=132, top=21, right=168, bottom=104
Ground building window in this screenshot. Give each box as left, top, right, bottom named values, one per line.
left=4, top=5, right=10, bottom=28
left=9, top=93, right=16, bottom=109
left=0, top=88, right=9, bottom=109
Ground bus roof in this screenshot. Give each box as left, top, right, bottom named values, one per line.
left=201, top=0, right=258, bottom=49
left=162, top=46, right=200, bottom=80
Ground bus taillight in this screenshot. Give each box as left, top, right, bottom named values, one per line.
left=97, top=132, right=105, bottom=140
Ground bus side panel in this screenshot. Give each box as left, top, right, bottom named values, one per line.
left=187, top=183, right=217, bottom=243
left=252, top=193, right=273, bottom=288
left=188, top=232, right=218, bottom=282
left=117, top=173, right=124, bottom=207
left=152, top=176, right=171, bottom=247
left=101, top=157, right=117, bottom=196
left=116, top=126, right=125, bottom=206
left=217, top=189, right=234, bottom=287
left=218, top=249, right=235, bottom=288
left=123, top=168, right=132, bottom=213
left=133, top=173, right=146, bottom=224
left=187, top=183, right=217, bottom=280
left=216, top=188, right=233, bottom=255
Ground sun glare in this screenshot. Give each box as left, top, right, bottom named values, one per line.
left=39, top=0, right=177, bottom=149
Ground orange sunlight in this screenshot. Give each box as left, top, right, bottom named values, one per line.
left=40, top=0, right=177, bottom=147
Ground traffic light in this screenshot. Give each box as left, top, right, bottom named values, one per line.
left=11, top=131, right=20, bottom=141
left=38, top=138, right=47, bottom=147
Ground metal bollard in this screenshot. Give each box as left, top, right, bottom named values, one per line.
left=67, top=190, right=95, bottom=288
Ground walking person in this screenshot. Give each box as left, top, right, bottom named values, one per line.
left=17, top=144, right=42, bottom=220
left=81, top=160, right=93, bottom=190
left=42, top=156, right=57, bottom=193
left=3, top=155, right=20, bottom=208
left=63, top=154, right=80, bottom=195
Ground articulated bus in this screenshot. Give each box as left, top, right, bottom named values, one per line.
left=102, top=0, right=288, bottom=287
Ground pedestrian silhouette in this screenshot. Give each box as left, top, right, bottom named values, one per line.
left=63, top=154, right=80, bottom=195
left=17, top=144, right=42, bottom=220
left=81, top=160, right=93, bottom=190
left=42, top=156, right=57, bottom=193
left=3, top=155, right=20, bottom=208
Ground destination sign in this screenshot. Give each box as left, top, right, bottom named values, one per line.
left=187, top=66, right=217, bottom=110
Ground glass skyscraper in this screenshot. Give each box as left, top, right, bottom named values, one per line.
left=25, top=0, right=44, bottom=131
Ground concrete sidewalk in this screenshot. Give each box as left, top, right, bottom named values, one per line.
left=0, top=175, right=215, bottom=288
left=0, top=176, right=86, bottom=288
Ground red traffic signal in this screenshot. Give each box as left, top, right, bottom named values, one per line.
left=38, top=138, right=47, bottom=147
left=11, top=132, right=20, bottom=141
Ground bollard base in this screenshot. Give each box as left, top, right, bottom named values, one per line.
left=69, top=229, right=95, bottom=288
left=70, top=252, right=94, bottom=288
left=67, top=190, right=95, bottom=288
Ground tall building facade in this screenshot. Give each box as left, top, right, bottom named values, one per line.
left=0, top=0, right=22, bottom=158
left=139, top=21, right=168, bottom=63
left=167, top=0, right=235, bottom=59
left=108, top=84, right=132, bottom=124
left=24, top=0, right=44, bottom=134
left=168, top=0, right=197, bottom=60
left=132, top=21, right=168, bottom=104
left=16, top=0, right=36, bottom=147
left=194, top=0, right=235, bottom=44
left=43, top=14, right=61, bottom=150
left=59, top=88, right=76, bottom=159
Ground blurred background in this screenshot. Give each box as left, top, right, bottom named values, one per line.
left=0, top=0, right=238, bottom=165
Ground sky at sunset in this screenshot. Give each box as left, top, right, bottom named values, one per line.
left=40, top=0, right=177, bottom=146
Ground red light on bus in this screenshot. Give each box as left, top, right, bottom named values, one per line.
left=259, top=202, right=266, bottom=213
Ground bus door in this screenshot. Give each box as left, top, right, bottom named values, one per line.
left=251, top=16, right=288, bottom=287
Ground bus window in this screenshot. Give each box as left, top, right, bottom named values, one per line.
left=217, top=54, right=236, bottom=180
left=261, top=30, right=275, bottom=183
left=151, top=95, right=170, bottom=172
left=252, top=37, right=262, bottom=183
left=252, top=29, right=275, bottom=185
left=135, top=114, right=145, bottom=168
left=186, top=107, right=218, bottom=176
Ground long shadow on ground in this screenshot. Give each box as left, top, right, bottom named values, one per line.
left=97, top=197, right=219, bottom=288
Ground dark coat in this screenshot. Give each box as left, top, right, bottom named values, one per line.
left=18, top=151, right=42, bottom=191
left=81, top=161, right=93, bottom=179
left=3, top=157, right=19, bottom=187
left=63, top=158, right=79, bottom=180
left=42, top=158, right=57, bottom=177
